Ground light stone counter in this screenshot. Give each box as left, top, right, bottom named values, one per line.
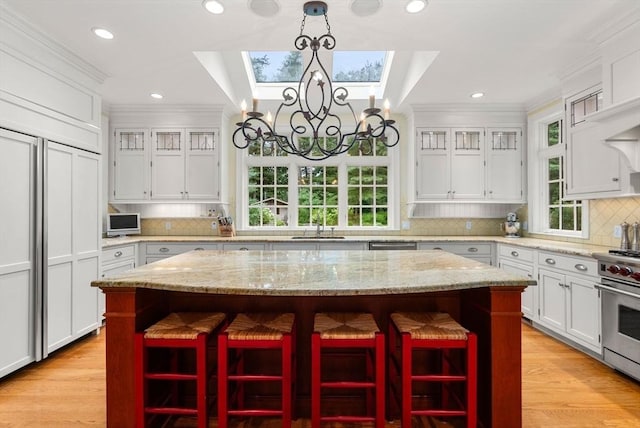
left=93, top=249, right=535, bottom=296
left=101, top=234, right=611, bottom=258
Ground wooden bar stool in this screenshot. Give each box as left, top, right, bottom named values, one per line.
left=311, top=312, right=385, bottom=428
left=135, top=312, right=226, bottom=428
left=389, top=312, right=477, bottom=428
left=217, top=312, right=295, bottom=428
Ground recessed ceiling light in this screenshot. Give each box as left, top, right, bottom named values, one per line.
left=471, top=92, right=485, bottom=99
left=92, top=27, right=114, bottom=40
left=248, top=0, right=280, bottom=17
left=406, top=0, right=427, bottom=14
left=150, top=93, right=164, bottom=99
left=202, top=0, right=225, bottom=14
left=350, top=0, right=382, bottom=17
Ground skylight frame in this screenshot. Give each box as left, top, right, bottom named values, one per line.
left=242, top=50, right=394, bottom=101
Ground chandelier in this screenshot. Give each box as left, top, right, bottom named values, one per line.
left=232, top=1, right=400, bottom=161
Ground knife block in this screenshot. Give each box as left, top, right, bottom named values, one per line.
left=218, top=223, right=235, bottom=237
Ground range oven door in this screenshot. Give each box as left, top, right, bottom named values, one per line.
left=596, top=278, right=640, bottom=381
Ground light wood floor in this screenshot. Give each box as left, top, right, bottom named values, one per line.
left=0, top=322, right=639, bottom=427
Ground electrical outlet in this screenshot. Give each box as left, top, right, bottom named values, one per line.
left=165, top=221, right=171, bottom=231
left=211, top=221, right=217, bottom=230
left=465, top=221, right=472, bottom=230
left=522, top=221, right=528, bottom=231
left=614, top=224, right=622, bottom=238
left=401, top=220, right=410, bottom=230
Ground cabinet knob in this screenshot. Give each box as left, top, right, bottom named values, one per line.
left=612, top=177, right=619, bottom=182
left=511, top=250, right=519, bottom=257
left=159, top=247, right=170, bottom=253
left=194, top=247, right=205, bottom=251
left=467, top=247, right=478, bottom=253
left=239, top=247, right=249, bottom=251
left=114, top=251, right=122, bottom=258
left=433, top=247, right=443, bottom=250
left=545, top=258, right=556, bottom=265
left=574, top=263, right=588, bottom=272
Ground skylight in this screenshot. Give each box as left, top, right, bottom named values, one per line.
left=248, top=50, right=389, bottom=85
left=249, top=51, right=303, bottom=83
left=332, top=51, right=386, bottom=83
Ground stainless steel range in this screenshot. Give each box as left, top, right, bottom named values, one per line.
left=594, top=250, right=640, bottom=382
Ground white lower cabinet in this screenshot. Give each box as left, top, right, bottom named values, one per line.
left=498, top=244, right=535, bottom=319
left=100, top=244, right=137, bottom=318
left=537, top=252, right=601, bottom=353
left=418, top=242, right=493, bottom=265
left=143, top=243, right=220, bottom=264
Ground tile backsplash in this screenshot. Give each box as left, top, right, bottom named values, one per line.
left=127, top=197, right=640, bottom=244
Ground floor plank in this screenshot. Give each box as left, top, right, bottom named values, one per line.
left=0, top=322, right=639, bottom=427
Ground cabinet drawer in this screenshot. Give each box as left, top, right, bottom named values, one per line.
left=499, top=244, right=534, bottom=263
left=222, top=243, right=266, bottom=251
left=419, top=242, right=492, bottom=256
left=538, top=251, right=597, bottom=277
left=146, top=242, right=219, bottom=255
left=103, top=245, right=136, bottom=263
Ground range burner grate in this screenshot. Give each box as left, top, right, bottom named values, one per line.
left=608, top=249, right=640, bottom=258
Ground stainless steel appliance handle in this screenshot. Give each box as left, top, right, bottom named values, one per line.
left=368, top=241, right=417, bottom=250
left=595, top=283, right=640, bottom=299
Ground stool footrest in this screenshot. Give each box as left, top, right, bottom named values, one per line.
left=412, top=409, right=468, bottom=417
left=145, top=373, right=197, bottom=381
left=412, top=374, right=467, bottom=382
left=228, top=374, right=283, bottom=382
left=321, top=380, right=376, bottom=389
left=228, top=409, right=283, bottom=417
left=145, top=406, right=198, bottom=415
left=321, top=416, right=376, bottom=423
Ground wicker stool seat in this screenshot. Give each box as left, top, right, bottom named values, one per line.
left=389, top=312, right=477, bottom=428
left=218, top=313, right=296, bottom=428
left=312, top=313, right=385, bottom=428
left=135, top=312, right=226, bottom=428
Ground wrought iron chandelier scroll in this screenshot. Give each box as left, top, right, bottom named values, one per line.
left=232, top=1, right=400, bottom=161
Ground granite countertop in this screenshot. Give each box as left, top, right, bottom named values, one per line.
left=92, top=249, right=536, bottom=296
left=101, top=234, right=611, bottom=258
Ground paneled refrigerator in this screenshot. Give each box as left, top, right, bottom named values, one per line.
left=0, top=127, right=101, bottom=378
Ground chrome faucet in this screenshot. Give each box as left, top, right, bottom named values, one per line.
left=315, top=222, right=324, bottom=237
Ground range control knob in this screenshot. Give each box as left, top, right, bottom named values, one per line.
left=620, top=266, right=633, bottom=276
left=607, top=265, right=621, bottom=274
left=631, top=272, right=640, bottom=282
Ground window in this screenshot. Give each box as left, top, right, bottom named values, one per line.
left=531, top=116, right=585, bottom=236
left=241, top=135, right=397, bottom=231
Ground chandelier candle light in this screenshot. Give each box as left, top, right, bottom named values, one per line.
left=232, top=1, right=400, bottom=161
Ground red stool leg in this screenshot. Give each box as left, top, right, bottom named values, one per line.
left=401, top=333, right=412, bottom=428
left=282, top=333, right=292, bottom=428
left=196, top=334, right=208, bottom=428
left=311, top=333, right=321, bottom=428
left=217, top=333, right=228, bottom=428
left=135, top=333, right=146, bottom=428
left=375, top=332, right=385, bottom=428
left=467, top=333, right=478, bottom=428
left=442, top=348, right=450, bottom=410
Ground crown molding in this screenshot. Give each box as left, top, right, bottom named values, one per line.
left=588, top=5, right=640, bottom=46
left=107, top=104, right=225, bottom=115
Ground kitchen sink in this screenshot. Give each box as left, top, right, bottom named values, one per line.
left=291, top=236, right=345, bottom=239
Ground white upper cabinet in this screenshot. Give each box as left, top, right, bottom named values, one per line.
left=486, top=128, right=524, bottom=202
left=415, top=125, right=524, bottom=202
left=113, top=129, right=150, bottom=201
left=184, top=129, right=220, bottom=200
left=151, top=128, right=186, bottom=200
left=564, top=87, right=639, bottom=198
left=111, top=127, right=220, bottom=202
left=415, top=127, right=485, bottom=200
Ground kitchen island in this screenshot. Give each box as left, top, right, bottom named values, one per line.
left=93, top=249, right=535, bottom=428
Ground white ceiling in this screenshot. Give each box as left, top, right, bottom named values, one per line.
left=3, top=0, right=639, bottom=114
